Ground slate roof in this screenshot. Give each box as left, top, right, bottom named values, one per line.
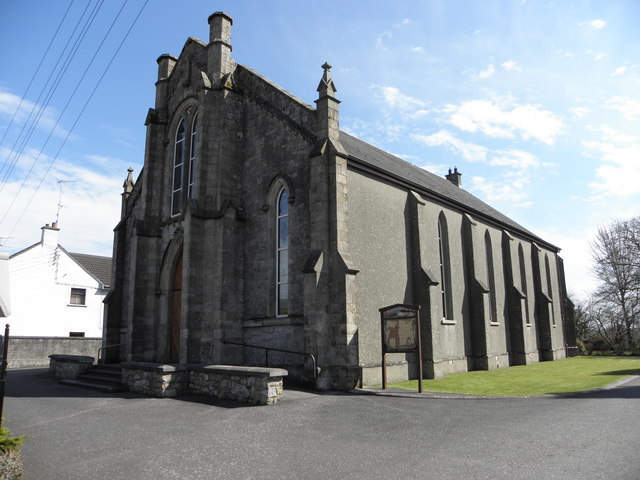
left=339, top=131, right=555, bottom=249
left=68, top=252, right=112, bottom=288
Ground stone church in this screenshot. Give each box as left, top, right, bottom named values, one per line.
left=104, top=12, right=577, bottom=390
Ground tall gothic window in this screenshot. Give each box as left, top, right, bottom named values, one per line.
left=485, top=230, right=497, bottom=323
left=545, top=254, right=555, bottom=326
left=518, top=244, right=530, bottom=325
left=438, top=213, right=453, bottom=320
left=171, top=119, right=186, bottom=216
left=188, top=114, right=197, bottom=199
left=276, top=189, right=289, bottom=317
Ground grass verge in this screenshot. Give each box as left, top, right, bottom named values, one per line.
left=388, top=356, right=640, bottom=396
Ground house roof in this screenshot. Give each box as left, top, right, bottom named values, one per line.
left=339, top=131, right=556, bottom=250
left=68, top=252, right=112, bottom=288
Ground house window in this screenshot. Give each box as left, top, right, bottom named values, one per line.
left=438, top=213, right=453, bottom=320
left=70, top=288, right=86, bottom=306
left=188, top=114, right=197, bottom=199
left=171, top=118, right=186, bottom=216
left=485, top=231, right=498, bottom=324
left=276, top=188, right=289, bottom=317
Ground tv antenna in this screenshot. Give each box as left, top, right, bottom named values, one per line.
left=56, top=179, right=76, bottom=225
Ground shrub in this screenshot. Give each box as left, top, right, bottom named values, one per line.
left=0, top=426, right=25, bottom=480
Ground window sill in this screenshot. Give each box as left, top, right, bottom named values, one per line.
left=489, top=322, right=500, bottom=327
left=67, top=304, right=87, bottom=308
left=441, top=319, right=456, bottom=325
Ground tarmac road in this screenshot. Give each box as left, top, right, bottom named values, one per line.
left=4, top=368, right=640, bottom=480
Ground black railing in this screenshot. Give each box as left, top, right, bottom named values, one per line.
left=222, top=340, right=317, bottom=386
left=97, top=343, right=123, bottom=365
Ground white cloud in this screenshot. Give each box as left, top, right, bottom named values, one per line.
left=443, top=99, right=564, bottom=145
left=570, top=107, right=590, bottom=118
left=376, top=31, right=392, bottom=49
left=502, top=60, right=521, bottom=72
left=612, top=66, right=627, bottom=76
left=0, top=89, right=69, bottom=139
left=413, top=130, right=488, bottom=162
left=378, top=86, right=427, bottom=110
left=580, top=19, right=607, bottom=29
left=469, top=174, right=531, bottom=204
left=411, top=46, right=425, bottom=54
left=584, top=140, right=640, bottom=196
left=490, top=149, right=540, bottom=168
left=478, top=64, right=496, bottom=79
left=606, top=96, right=640, bottom=120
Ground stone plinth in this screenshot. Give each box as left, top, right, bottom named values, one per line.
left=48, top=354, right=94, bottom=379
left=190, top=365, right=287, bottom=405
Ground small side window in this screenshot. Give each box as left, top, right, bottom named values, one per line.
left=70, top=288, right=86, bottom=306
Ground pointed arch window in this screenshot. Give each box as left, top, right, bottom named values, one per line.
left=438, top=213, right=453, bottom=320
left=545, top=254, right=556, bottom=326
left=171, top=119, right=186, bottom=216
left=276, top=189, right=289, bottom=317
left=518, top=244, right=530, bottom=325
left=188, top=114, right=197, bottom=199
left=485, top=231, right=498, bottom=324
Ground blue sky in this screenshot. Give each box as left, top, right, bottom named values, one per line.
left=1, top=0, right=639, bottom=299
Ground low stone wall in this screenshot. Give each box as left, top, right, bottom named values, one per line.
left=121, top=362, right=287, bottom=405
left=190, top=365, right=286, bottom=405
left=121, top=362, right=191, bottom=398
left=49, top=354, right=94, bottom=379
left=3, top=336, right=102, bottom=368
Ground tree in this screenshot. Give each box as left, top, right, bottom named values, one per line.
left=589, top=216, right=640, bottom=354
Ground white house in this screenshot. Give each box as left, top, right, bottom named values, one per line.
left=0, top=251, right=9, bottom=317
left=8, top=223, right=111, bottom=337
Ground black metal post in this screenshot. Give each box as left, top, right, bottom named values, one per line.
left=0, top=324, right=10, bottom=429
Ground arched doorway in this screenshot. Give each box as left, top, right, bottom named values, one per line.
left=169, top=251, right=183, bottom=363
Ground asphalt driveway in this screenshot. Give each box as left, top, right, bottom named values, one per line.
left=5, top=368, right=640, bottom=479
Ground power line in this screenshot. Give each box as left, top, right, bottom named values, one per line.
left=3, top=0, right=149, bottom=242
left=0, top=0, right=75, bottom=148
left=0, top=0, right=99, bottom=186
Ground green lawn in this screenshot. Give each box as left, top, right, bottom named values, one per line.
left=388, top=356, right=640, bottom=396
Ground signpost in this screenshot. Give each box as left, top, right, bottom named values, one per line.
left=380, top=304, right=423, bottom=393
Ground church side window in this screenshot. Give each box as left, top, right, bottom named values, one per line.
left=545, top=254, right=555, bottom=326
left=485, top=231, right=497, bottom=324
left=171, top=118, right=186, bottom=216
left=276, top=188, right=289, bottom=317
left=188, top=114, right=197, bottom=199
left=518, top=244, right=530, bottom=325
left=438, top=213, right=453, bottom=320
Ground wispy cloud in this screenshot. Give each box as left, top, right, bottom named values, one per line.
left=413, top=130, right=488, bottom=162
left=377, top=86, right=427, bottom=110
left=580, top=19, right=607, bottom=29
left=442, top=98, right=564, bottom=145
left=0, top=89, right=69, bottom=139
left=502, top=60, right=521, bottom=72
left=612, top=66, right=627, bottom=76
left=478, top=64, right=496, bottom=79
left=469, top=173, right=532, bottom=204
left=606, top=96, right=640, bottom=121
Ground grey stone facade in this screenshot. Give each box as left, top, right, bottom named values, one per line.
left=104, top=12, right=577, bottom=391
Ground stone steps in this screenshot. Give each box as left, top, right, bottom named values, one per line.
left=60, top=364, right=128, bottom=394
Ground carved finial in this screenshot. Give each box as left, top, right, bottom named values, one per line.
left=123, top=167, right=135, bottom=195
left=317, top=62, right=337, bottom=98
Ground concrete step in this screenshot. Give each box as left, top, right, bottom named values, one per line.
left=60, top=378, right=128, bottom=394
left=60, top=364, right=127, bottom=394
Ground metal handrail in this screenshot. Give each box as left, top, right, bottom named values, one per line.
left=222, top=340, right=318, bottom=386
left=97, top=343, right=123, bottom=365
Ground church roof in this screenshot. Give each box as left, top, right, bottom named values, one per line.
left=340, top=131, right=554, bottom=249
left=68, top=252, right=112, bottom=288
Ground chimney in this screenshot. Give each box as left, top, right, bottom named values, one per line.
left=41, top=222, right=60, bottom=249
left=445, top=167, right=462, bottom=187
left=208, top=12, right=234, bottom=80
